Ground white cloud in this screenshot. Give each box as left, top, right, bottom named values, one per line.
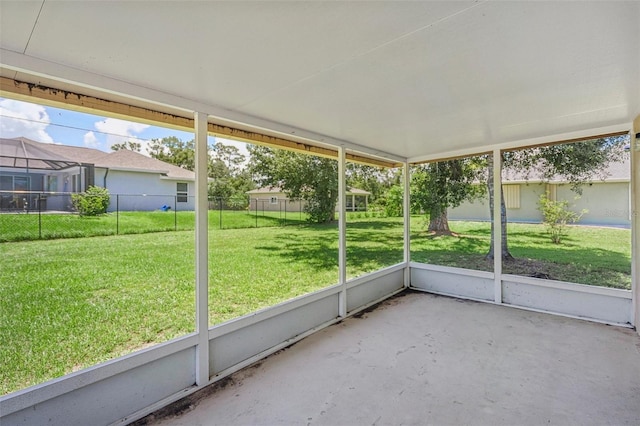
left=94, top=118, right=150, bottom=151
left=0, top=98, right=54, bottom=143
left=83, top=131, right=100, bottom=148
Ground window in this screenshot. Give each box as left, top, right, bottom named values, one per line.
left=177, top=182, right=188, bottom=203
left=503, top=184, right=520, bottom=209
left=14, top=176, right=30, bottom=192
left=46, top=176, right=58, bottom=192
left=0, top=175, right=12, bottom=191
left=270, top=196, right=278, bottom=204
left=71, top=174, right=79, bottom=192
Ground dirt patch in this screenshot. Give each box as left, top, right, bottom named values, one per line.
left=131, top=356, right=283, bottom=424
left=502, top=258, right=559, bottom=280
left=131, top=376, right=237, bottom=425
left=352, top=289, right=414, bottom=319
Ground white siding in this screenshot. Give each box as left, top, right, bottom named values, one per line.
left=557, top=182, right=630, bottom=227
left=449, top=182, right=630, bottom=227
left=102, top=170, right=195, bottom=211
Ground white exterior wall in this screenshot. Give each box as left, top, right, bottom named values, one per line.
left=448, top=183, right=546, bottom=223
left=97, top=169, right=195, bottom=211
left=249, top=193, right=305, bottom=212
left=446, top=194, right=491, bottom=222
left=450, top=182, right=630, bottom=227
left=556, top=182, right=630, bottom=227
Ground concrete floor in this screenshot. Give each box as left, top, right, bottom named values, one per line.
left=142, top=291, right=640, bottom=426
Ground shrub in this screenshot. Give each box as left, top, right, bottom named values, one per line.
left=71, top=186, right=110, bottom=216
left=383, top=184, right=404, bottom=217
left=538, top=192, right=586, bottom=244
left=228, top=193, right=249, bottom=210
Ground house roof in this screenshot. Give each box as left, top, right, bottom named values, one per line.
left=31, top=140, right=110, bottom=164
left=94, top=149, right=195, bottom=180
left=248, top=186, right=371, bottom=196
left=0, top=137, right=195, bottom=181
left=502, top=156, right=631, bottom=184
left=0, top=137, right=80, bottom=170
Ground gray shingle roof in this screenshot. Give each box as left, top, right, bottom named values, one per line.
left=95, top=149, right=195, bottom=180
left=1, top=137, right=195, bottom=180
left=502, top=156, right=630, bottom=183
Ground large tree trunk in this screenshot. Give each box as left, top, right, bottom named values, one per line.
left=326, top=191, right=338, bottom=223
left=428, top=206, right=452, bottom=235
left=486, top=154, right=514, bottom=261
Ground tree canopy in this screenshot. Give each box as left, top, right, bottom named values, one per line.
left=148, top=136, right=253, bottom=205
left=411, top=157, right=486, bottom=234
left=148, top=136, right=195, bottom=170
left=248, top=145, right=338, bottom=223
left=409, top=136, right=628, bottom=259
left=486, top=135, right=629, bottom=259
left=111, top=140, right=142, bottom=152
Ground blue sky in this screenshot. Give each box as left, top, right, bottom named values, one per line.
left=0, top=97, right=249, bottom=156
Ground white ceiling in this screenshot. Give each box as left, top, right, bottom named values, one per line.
left=1, top=1, right=638, bottom=162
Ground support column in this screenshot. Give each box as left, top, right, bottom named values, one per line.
left=194, top=112, right=209, bottom=385
left=632, top=116, right=640, bottom=335
left=403, top=162, right=411, bottom=288
left=338, top=147, right=347, bottom=317
left=492, top=149, right=502, bottom=304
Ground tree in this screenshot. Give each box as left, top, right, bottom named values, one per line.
left=485, top=153, right=512, bottom=260
left=212, top=142, right=245, bottom=177
left=148, top=136, right=195, bottom=170
left=382, top=184, right=404, bottom=217
left=248, top=145, right=338, bottom=223
left=111, top=140, right=142, bottom=152
left=486, top=136, right=628, bottom=259
left=411, top=158, right=486, bottom=234
left=148, top=137, right=254, bottom=204
left=208, top=142, right=253, bottom=204
left=345, top=163, right=399, bottom=206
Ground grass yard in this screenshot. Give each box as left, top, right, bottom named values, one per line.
left=411, top=220, right=631, bottom=289
left=0, top=209, right=309, bottom=242
left=0, top=217, right=630, bottom=395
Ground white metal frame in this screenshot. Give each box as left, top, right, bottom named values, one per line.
left=632, top=123, right=640, bottom=333
left=0, top=104, right=407, bottom=424
left=410, top=126, right=637, bottom=329
left=194, top=111, right=209, bottom=386
left=0, top=50, right=637, bottom=424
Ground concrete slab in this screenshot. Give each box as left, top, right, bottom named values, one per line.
left=139, top=291, right=640, bottom=426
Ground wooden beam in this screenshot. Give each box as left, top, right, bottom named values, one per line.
left=0, top=76, right=193, bottom=131
left=1, top=77, right=399, bottom=168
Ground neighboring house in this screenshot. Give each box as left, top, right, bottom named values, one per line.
left=247, top=187, right=371, bottom=212
left=448, top=158, right=631, bottom=227
left=0, top=137, right=195, bottom=212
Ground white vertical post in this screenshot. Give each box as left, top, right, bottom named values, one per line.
left=493, top=149, right=502, bottom=304
left=338, top=146, right=347, bottom=317
left=194, top=112, right=209, bottom=385
left=403, top=161, right=411, bottom=288
left=631, top=119, right=640, bottom=335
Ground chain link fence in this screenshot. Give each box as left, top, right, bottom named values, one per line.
left=0, top=191, right=308, bottom=242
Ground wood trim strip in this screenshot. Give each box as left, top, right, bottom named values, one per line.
left=1, top=77, right=399, bottom=168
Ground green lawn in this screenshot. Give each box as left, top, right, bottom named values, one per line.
left=410, top=220, right=631, bottom=289
left=0, top=217, right=630, bottom=395
left=0, top=209, right=309, bottom=242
